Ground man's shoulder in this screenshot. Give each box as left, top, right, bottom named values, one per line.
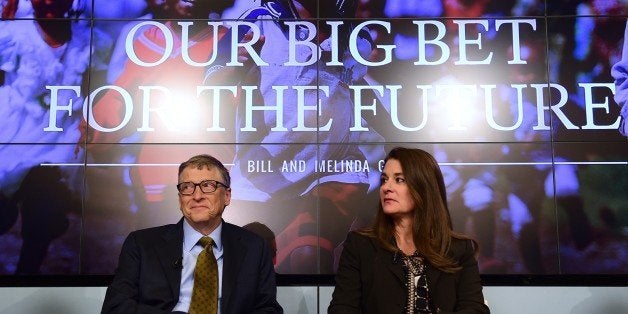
left=223, top=221, right=264, bottom=241
left=127, top=222, right=180, bottom=240
left=223, top=222, right=275, bottom=254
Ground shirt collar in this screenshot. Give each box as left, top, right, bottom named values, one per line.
left=182, top=219, right=223, bottom=252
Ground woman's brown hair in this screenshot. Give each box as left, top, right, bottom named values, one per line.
left=362, top=147, right=477, bottom=273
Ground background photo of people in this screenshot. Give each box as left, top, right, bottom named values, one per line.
left=0, top=0, right=626, bottom=276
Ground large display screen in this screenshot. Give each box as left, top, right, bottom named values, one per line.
left=0, top=0, right=626, bottom=280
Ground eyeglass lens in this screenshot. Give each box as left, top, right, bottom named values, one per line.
left=177, top=180, right=221, bottom=195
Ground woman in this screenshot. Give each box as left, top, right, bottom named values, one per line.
left=329, top=147, right=490, bottom=313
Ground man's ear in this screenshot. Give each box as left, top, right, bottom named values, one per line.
left=224, top=188, right=232, bottom=206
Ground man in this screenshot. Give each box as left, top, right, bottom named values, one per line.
left=102, top=154, right=283, bottom=313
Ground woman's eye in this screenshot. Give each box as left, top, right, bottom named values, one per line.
left=395, top=177, right=405, bottom=183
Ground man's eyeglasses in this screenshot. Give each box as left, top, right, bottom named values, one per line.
left=176, top=180, right=229, bottom=195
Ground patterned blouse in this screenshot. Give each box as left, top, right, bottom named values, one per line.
left=401, top=252, right=433, bottom=313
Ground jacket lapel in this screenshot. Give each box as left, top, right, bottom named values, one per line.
left=375, top=237, right=441, bottom=292
left=220, top=222, right=246, bottom=312
left=155, top=219, right=184, bottom=300
left=373, top=238, right=405, bottom=285
left=425, top=263, right=442, bottom=295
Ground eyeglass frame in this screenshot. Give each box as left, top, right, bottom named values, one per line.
left=176, top=180, right=230, bottom=195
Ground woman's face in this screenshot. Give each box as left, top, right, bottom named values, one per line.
left=380, top=158, right=416, bottom=218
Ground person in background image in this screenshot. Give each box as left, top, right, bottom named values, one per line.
left=611, top=19, right=628, bottom=137
left=82, top=0, right=239, bottom=161
left=545, top=1, right=626, bottom=258
left=100, top=0, right=170, bottom=84
left=11, top=165, right=80, bottom=274
left=0, top=0, right=88, bottom=144
left=80, top=0, right=243, bottom=229
left=0, top=0, right=89, bottom=274
left=225, top=0, right=384, bottom=274
left=1, top=0, right=34, bottom=18
left=329, top=147, right=489, bottom=313
left=102, top=154, right=282, bottom=313
left=85, top=0, right=152, bottom=82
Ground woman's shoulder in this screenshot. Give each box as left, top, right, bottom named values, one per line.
left=346, top=230, right=373, bottom=241
left=448, top=237, right=477, bottom=259
left=345, top=230, right=380, bottom=248
left=450, top=237, right=473, bottom=245
left=342, top=231, right=392, bottom=261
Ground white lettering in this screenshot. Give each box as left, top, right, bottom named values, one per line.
left=44, top=85, right=81, bottom=131
left=580, top=83, right=621, bottom=130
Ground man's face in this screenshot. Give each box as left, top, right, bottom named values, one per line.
left=178, top=165, right=231, bottom=233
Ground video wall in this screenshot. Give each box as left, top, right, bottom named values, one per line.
left=0, top=0, right=626, bottom=278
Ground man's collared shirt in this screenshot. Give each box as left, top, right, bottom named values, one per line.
left=173, top=219, right=224, bottom=313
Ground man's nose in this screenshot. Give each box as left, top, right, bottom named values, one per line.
left=192, top=185, right=205, bottom=198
